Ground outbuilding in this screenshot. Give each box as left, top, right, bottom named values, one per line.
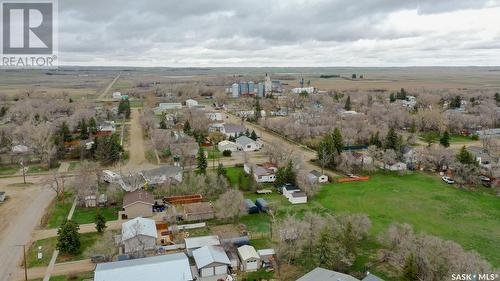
left=185, top=235, right=221, bottom=256
left=218, top=140, right=239, bottom=152
left=307, top=170, right=328, bottom=184
left=255, top=198, right=268, bottom=212
left=289, top=192, right=307, bottom=204
left=244, top=199, right=259, bottom=214
left=237, top=245, right=260, bottom=272
left=192, top=245, right=231, bottom=277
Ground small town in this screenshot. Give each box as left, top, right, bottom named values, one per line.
left=0, top=1, right=499, bottom=281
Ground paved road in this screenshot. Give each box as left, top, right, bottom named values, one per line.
left=0, top=178, right=55, bottom=281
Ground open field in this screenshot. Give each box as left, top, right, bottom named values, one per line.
left=45, top=198, right=121, bottom=228
left=316, top=172, right=500, bottom=266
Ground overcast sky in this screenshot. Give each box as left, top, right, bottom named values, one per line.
left=58, top=0, right=500, bottom=67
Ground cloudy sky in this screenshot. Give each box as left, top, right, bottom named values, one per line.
left=58, top=0, right=500, bottom=67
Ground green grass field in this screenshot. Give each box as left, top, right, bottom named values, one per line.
left=419, top=132, right=476, bottom=144
left=0, top=165, right=18, bottom=175
left=72, top=206, right=121, bottom=225
left=315, top=172, right=500, bottom=266
left=45, top=199, right=73, bottom=228
left=226, top=166, right=251, bottom=190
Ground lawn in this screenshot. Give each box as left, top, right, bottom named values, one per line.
left=315, top=172, right=500, bottom=266
left=68, top=162, right=81, bottom=171
left=26, top=232, right=101, bottom=267
left=241, top=269, right=275, bottom=281
left=226, top=166, right=251, bottom=190
left=0, top=165, right=18, bottom=175
left=28, top=163, right=60, bottom=173
left=45, top=199, right=73, bottom=228
left=419, top=132, right=476, bottom=144
left=72, top=206, right=121, bottom=225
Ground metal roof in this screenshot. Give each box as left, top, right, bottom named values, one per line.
left=121, top=217, right=158, bottom=241
left=362, top=274, right=385, bottom=281
left=185, top=235, right=220, bottom=249
left=193, top=245, right=231, bottom=269
left=296, top=267, right=360, bottom=281
left=237, top=245, right=260, bottom=261
left=235, top=136, right=256, bottom=146
left=94, top=252, right=193, bottom=281
left=257, top=248, right=275, bottom=257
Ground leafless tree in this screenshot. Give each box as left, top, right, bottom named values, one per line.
left=214, top=189, right=245, bottom=223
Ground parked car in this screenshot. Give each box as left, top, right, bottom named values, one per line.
left=442, top=176, right=454, bottom=184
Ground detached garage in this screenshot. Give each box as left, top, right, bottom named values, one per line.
left=193, top=245, right=231, bottom=278
left=237, top=245, right=261, bottom=272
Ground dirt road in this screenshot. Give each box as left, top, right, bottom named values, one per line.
left=97, top=74, right=120, bottom=100
left=11, top=260, right=94, bottom=281
left=0, top=176, right=55, bottom=281
left=123, top=108, right=154, bottom=171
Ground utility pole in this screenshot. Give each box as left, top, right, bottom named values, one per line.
left=20, top=161, right=26, bottom=184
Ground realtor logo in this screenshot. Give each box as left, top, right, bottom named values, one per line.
left=1, top=0, right=58, bottom=68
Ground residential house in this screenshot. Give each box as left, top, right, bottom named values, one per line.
left=475, top=128, right=500, bottom=139
left=98, top=121, right=116, bottom=133
left=207, top=112, right=224, bottom=121
left=209, top=123, right=246, bottom=138
left=467, top=146, right=493, bottom=169
left=244, top=163, right=276, bottom=183
left=94, top=252, right=193, bottom=281
left=185, top=99, right=199, bottom=108
left=140, top=165, right=183, bottom=185
left=235, top=136, right=261, bottom=152
left=185, top=235, right=221, bottom=256
left=218, top=140, right=239, bottom=152
left=237, top=245, right=260, bottom=272
left=183, top=202, right=214, bottom=221
left=121, top=217, right=158, bottom=254
left=120, top=190, right=155, bottom=219
left=296, top=267, right=360, bottom=281
left=192, top=245, right=231, bottom=278
left=307, top=170, right=328, bottom=184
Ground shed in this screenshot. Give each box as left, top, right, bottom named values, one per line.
left=183, top=202, right=214, bottom=221
left=244, top=199, right=259, bottom=214
left=255, top=198, right=268, bottom=212
left=185, top=235, right=220, bottom=256
left=307, top=170, right=328, bottom=184
left=237, top=245, right=260, bottom=272
left=192, top=245, right=231, bottom=277
left=289, top=192, right=307, bottom=204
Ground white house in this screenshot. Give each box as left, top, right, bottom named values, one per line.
left=207, top=112, right=223, bottom=121
left=237, top=245, right=260, bottom=272
left=291, top=87, right=315, bottom=94
left=235, top=136, right=261, bottom=152
left=112, top=92, right=122, bottom=99
left=209, top=123, right=246, bottom=138
left=307, top=170, right=328, bottom=184
left=244, top=163, right=276, bottom=183
left=193, top=245, right=231, bottom=278
left=289, top=192, right=307, bottom=204
left=185, top=235, right=221, bottom=257
left=186, top=99, right=199, bottom=108
left=121, top=217, right=158, bottom=254
left=218, top=140, right=239, bottom=152
left=94, top=253, right=193, bottom=281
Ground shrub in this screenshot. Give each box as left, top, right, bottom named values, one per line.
left=222, top=150, right=232, bottom=157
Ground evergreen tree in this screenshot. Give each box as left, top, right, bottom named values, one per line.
left=88, top=117, right=97, bottom=135
left=79, top=119, right=89, bottom=140
left=456, top=145, right=475, bottom=165
left=94, top=134, right=123, bottom=165
left=118, top=99, right=131, bottom=118
left=58, top=121, right=72, bottom=142
left=495, top=92, right=500, bottom=104
left=344, top=96, right=352, bottom=111
left=196, top=147, right=207, bottom=174
left=314, top=226, right=336, bottom=269
left=439, top=131, right=450, bottom=147
left=94, top=211, right=107, bottom=233
left=216, top=163, right=226, bottom=176
left=331, top=128, right=344, bottom=154
left=402, top=253, right=419, bottom=281
left=57, top=220, right=81, bottom=255
left=250, top=130, right=258, bottom=141
left=159, top=113, right=167, bottom=129
left=183, top=120, right=191, bottom=134
left=449, top=96, right=462, bottom=109
left=255, top=97, right=261, bottom=120
left=245, top=129, right=250, bottom=137
left=385, top=127, right=400, bottom=150
left=342, top=222, right=357, bottom=256
left=389, top=93, right=396, bottom=103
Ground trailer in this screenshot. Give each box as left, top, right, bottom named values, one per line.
left=255, top=198, right=268, bottom=212
left=244, top=199, right=259, bottom=214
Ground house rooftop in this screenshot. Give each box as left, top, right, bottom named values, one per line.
left=94, top=252, right=192, bottom=281
left=237, top=245, right=260, bottom=261
left=223, top=124, right=246, bottom=134
left=309, top=170, right=322, bottom=177
left=291, top=192, right=307, bottom=198
left=185, top=235, right=220, bottom=249
left=121, top=217, right=158, bottom=241
left=141, top=165, right=182, bottom=179
left=123, top=190, right=154, bottom=208
left=235, top=136, right=256, bottom=146
left=193, top=245, right=230, bottom=269
left=296, top=267, right=360, bottom=281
